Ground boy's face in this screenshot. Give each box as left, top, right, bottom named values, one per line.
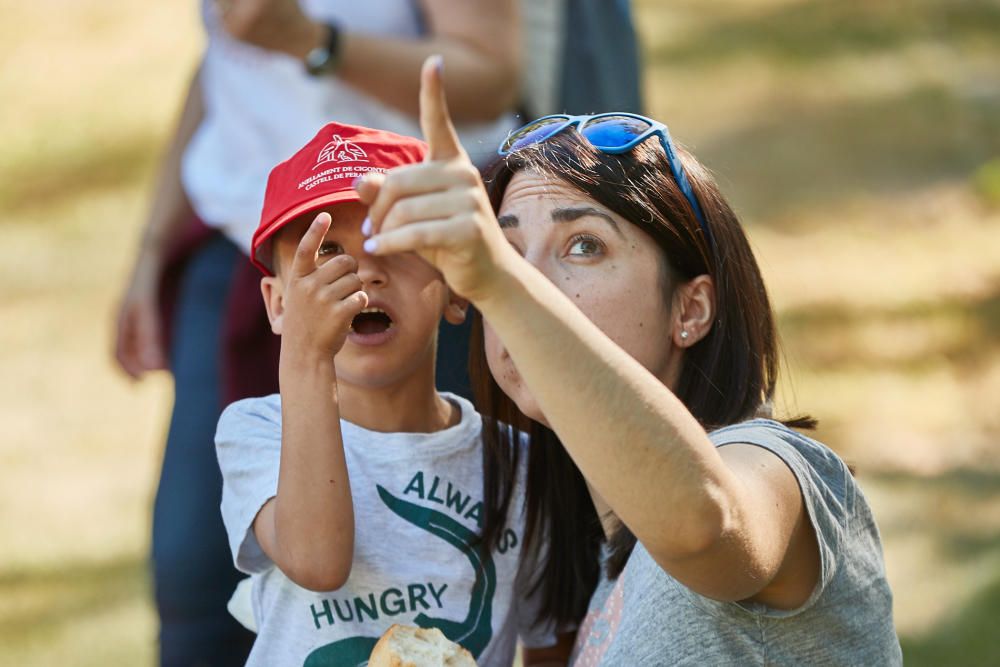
left=263, top=202, right=467, bottom=389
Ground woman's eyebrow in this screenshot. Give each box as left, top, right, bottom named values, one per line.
left=497, top=207, right=624, bottom=238
left=498, top=214, right=518, bottom=229
left=552, top=207, right=625, bottom=238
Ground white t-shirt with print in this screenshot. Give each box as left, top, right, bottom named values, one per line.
left=216, top=392, right=554, bottom=667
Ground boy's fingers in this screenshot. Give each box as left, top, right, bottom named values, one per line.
left=340, top=290, right=369, bottom=317
left=312, top=253, right=358, bottom=284
left=319, top=271, right=365, bottom=303
left=419, top=55, right=464, bottom=162
left=291, top=212, right=332, bottom=277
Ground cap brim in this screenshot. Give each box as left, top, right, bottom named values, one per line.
left=251, top=189, right=363, bottom=275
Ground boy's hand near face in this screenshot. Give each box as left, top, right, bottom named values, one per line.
left=255, top=211, right=364, bottom=592
left=279, top=212, right=368, bottom=363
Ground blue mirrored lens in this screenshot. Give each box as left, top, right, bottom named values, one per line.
left=501, top=117, right=570, bottom=154
left=579, top=115, right=651, bottom=149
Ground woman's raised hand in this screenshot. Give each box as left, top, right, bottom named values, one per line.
left=353, top=56, right=516, bottom=302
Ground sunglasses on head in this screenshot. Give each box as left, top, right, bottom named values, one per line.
left=498, top=113, right=713, bottom=252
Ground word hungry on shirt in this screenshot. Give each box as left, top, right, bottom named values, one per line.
left=310, top=582, right=448, bottom=630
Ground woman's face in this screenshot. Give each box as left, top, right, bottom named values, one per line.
left=485, top=170, right=681, bottom=424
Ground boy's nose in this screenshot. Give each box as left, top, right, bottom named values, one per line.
left=356, top=254, right=388, bottom=288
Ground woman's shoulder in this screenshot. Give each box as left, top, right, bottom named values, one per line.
left=710, top=419, right=849, bottom=476
left=709, top=418, right=856, bottom=528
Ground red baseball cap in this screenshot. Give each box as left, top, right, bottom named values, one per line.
left=251, top=121, right=429, bottom=274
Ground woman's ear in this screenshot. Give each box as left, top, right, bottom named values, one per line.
left=443, top=291, right=469, bottom=325
left=260, top=276, right=286, bottom=335
left=672, top=274, right=715, bottom=348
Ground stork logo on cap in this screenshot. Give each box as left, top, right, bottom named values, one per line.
left=313, top=134, right=369, bottom=170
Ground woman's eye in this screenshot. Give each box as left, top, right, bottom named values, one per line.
left=318, top=243, right=344, bottom=257
left=567, top=235, right=604, bottom=257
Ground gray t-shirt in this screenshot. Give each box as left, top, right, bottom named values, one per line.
left=570, top=419, right=902, bottom=666
left=216, top=392, right=557, bottom=667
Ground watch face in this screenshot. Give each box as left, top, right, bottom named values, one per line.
left=306, top=24, right=339, bottom=76
left=306, top=47, right=329, bottom=75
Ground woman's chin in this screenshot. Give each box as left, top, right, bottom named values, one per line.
left=491, top=363, right=549, bottom=426
left=512, top=393, right=548, bottom=428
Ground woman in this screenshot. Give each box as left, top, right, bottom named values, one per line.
left=357, top=58, right=902, bottom=665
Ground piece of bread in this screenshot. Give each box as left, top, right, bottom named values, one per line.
left=368, top=624, right=478, bottom=667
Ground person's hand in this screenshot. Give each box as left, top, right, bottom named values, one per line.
left=216, top=0, right=323, bottom=60
left=114, top=256, right=168, bottom=380
left=354, top=56, right=517, bottom=303
left=279, top=212, right=368, bottom=359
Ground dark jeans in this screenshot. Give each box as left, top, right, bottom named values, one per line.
left=152, top=235, right=255, bottom=666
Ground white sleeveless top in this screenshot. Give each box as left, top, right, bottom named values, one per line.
left=182, top=0, right=517, bottom=252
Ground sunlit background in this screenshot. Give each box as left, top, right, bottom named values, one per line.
left=1, top=0, right=998, bottom=664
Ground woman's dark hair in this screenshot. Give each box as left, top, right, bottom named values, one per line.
left=472, top=131, right=815, bottom=627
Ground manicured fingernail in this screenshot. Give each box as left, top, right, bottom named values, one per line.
left=361, top=216, right=372, bottom=237
left=433, top=54, right=443, bottom=74
left=363, top=238, right=378, bottom=254
left=352, top=176, right=365, bottom=189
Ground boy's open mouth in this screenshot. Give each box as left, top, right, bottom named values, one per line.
left=350, top=307, right=393, bottom=335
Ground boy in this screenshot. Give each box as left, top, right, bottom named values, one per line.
left=215, top=122, right=557, bottom=666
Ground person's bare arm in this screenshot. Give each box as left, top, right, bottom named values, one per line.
left=252, top=213, right=367, bottom=591
left=220, top=0, right=520, bottom=121
left=114, top=65, right=204, bottom=379
left=357, top=59, right=821, bottom=608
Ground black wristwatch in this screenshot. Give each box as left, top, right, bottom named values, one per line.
left=305, top=23, right=342, bottom=76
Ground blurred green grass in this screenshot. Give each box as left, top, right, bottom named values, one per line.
left=0, top=557, right=152, bottom=665
left=649, top=0, right=1000, bottom=65
left=0, top=0, right=998, bottom=664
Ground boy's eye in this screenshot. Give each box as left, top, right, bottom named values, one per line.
left=318, top=242, right=344, bottom=257
left=567, top=234, right=604, bottom=257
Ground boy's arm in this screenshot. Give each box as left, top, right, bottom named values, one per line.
left=252, top=214, right=368, bottom=591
